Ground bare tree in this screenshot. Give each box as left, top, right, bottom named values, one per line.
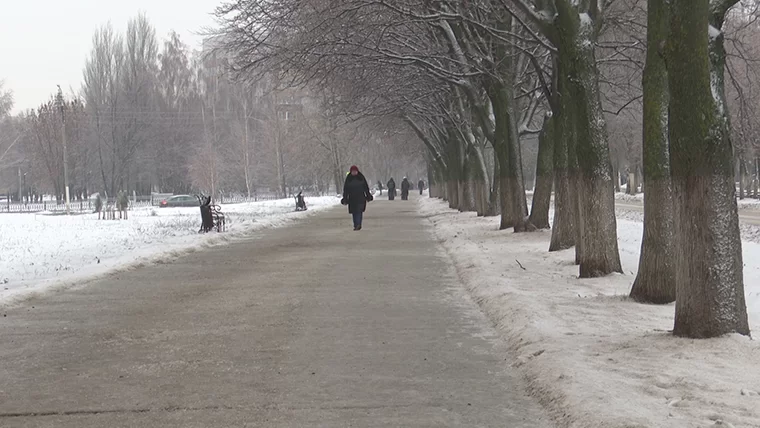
left=630, top=0, right=676, bottom=304
left=667, top=0, right=749, bottom=337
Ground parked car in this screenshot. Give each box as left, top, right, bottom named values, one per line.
left=159, top=195, right=199, bottom=208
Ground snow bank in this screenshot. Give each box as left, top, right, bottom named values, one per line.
left=420, top=197, right=760, bottom=428
left=0, top=196, right=340, bottom=305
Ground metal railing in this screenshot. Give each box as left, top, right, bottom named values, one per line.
left=0, top=199, right=153, bottom=214
left=0, top=194, right=295, bottom=214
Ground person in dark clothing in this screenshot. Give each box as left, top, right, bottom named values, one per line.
left=342, top=165, right=373, bottom=230
left=401, top=177, right=410, bottom=200
left=418, top=179, right=425, bottom=195
left=387, top=178, right=396, bottom=200
left=377, top=180, right=383, bottom=196
left=295, top=191, right=307, bottom=211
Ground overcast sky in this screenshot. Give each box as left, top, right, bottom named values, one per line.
left=1, top=0, right=219, bottom=113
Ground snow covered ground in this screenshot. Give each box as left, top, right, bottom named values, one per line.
left=420, top=197, right=760, bottom=428
left=738, top=198, right=760, bottom=210
left=614, top=191, right=645, bottom=203
left=616, top=190, right=760, bottom=211
left=0, top=196, right=340, bottom=305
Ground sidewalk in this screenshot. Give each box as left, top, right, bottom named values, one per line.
left=0, top=200, right=549, bottom=427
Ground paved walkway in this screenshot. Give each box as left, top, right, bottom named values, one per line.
left=0, top=197, right=550, bottom=427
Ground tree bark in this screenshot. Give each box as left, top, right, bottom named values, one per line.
left=563, top=70, right=583, bottom=264
left=472, top=144, right=490, bottom=216
left=487, top=157, right=501, bottom=216
left=555, top=5, right=622, bottom=276
left=550, top=64, right=576, bottom=251
left=738, top=155, right=746, bottom=200
left=630, top=0, right=676, bottom=304
left=668, top=0, right=749, bottom=337
left=530, top=114, right=554, bottom=229
left=459, top=151, right=477, bottom=212
left=490, top=82, right=534, bottom=232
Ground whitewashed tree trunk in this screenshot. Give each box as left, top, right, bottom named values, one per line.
left=631, top=0, right=676, bottom=304
left=668, top=0, right=749, bottom=337
left=555, top=4, right=622, bottom=276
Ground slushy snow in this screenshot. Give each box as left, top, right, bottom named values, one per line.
left=419, top=197, right=760, bottom=428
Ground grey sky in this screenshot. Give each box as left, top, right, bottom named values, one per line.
left=1, top=0, right=219, bottom=113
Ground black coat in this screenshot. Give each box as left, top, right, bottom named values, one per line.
left=343, top=172, right=372, bottom=213
left=387, top=179, right=396, bottom=190
left=401, top=179, right=410, bottom=192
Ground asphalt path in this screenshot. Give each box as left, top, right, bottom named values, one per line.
left=0, top=198, right=550, bottom=427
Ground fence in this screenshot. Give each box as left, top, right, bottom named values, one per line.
left=0, top=193, right=295, bottom=214
left=0, top=199, right=153, bottom=214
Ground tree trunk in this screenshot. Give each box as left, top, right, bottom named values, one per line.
left=445, top=133, right=463, bottom=210
left=487, top=157, right=500, bottom=216
left=555, top=7, right=622, bottom=276
left=530, top=114, right=554, bottom=229
left=459, top=152, right=477, bottom=212
left=427, top=160, right=438, bottom=199
left=473, top=145, right=490, bottom=216
left=630, top=0, right=676, bottom=304
left=243, top=100, right=252, bottom=199
left=667, top=0, right=749, bottom=337
left=550, top=65, right=576, bottom=251
left=447, top=175, right=459, bottom=209
left=738, top=156, right=746, bottom=200
left=625, top=171, right=634, bottom=195
left=490, top=82, right=534, bottom=232
left=564, top=72, right=583, bottom=264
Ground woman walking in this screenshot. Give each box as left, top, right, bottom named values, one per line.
left=342, top=165, right=373, bottom=230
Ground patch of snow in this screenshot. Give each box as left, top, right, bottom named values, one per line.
left=709, top=25, right=722, bottom=40
left=0, top=196, right=340, bottom=305
left=737, top=197, right=760, bottom=210
left=615, top=191, right=645, bottom=203
left=420, top=197, right=760, bottom=428
left=579, top=12, right=592, bottom=27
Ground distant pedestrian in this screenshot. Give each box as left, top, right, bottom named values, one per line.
left=387, top=178, right=397, bottom=201
left=342, top=165, right=373, bottom=231
left=401, top=177, right=410, bottom=200
left=418, top=179, right=425, bottom=195
left=377, top=180, right=383, bottom=196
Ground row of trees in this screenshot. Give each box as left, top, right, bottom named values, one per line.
left=0, top=14, right=424, bottom=204
left=214, top=0, right=755, bottom=338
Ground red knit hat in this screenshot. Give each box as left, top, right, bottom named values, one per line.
left=349, top=165, right=359, bottom=172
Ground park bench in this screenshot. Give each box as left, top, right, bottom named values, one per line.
left=210, top=204, right=226, bottom=232
left=198, top=195, right=226, bottom=233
